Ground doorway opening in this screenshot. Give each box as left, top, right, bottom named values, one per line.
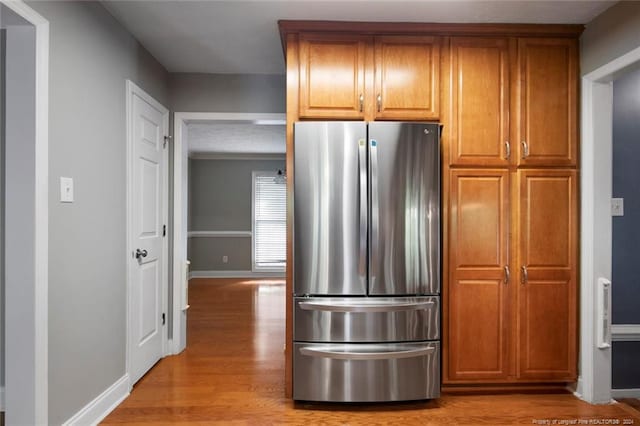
left=172, top=113, right=286, bottom=352
left=580, top=46, right=640, bottom=404
left=0, top=1, right=49, bottom=424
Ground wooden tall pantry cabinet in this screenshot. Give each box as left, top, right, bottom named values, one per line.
left=279, top=21, right=582, bottom=396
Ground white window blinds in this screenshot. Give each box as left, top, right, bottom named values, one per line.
left=253, top=172, right=286, bottom=270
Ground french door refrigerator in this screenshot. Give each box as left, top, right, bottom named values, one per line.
left=293, top=121, right=441, bottom=402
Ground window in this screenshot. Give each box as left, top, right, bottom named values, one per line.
left=252, top=171, right=286, bottom=271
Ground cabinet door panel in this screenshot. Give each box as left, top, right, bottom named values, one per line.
left=448, top=170, right=510, bottom=381
left=299, top=34, right=368, bottom=119
left=517, top=169, right=577, bottom=380
left=518, top=38, right=577, bottom=166
left=374, top=36, right=440, bottom=120
left=450, top=38, right=510, bottom=166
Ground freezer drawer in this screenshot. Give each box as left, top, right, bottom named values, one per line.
left=294, top=296, right=439, bottom=342
left=293, top=342, right=440, bottom=402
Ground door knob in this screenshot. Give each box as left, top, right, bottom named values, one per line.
left=135, top=248, right=148, bottom=259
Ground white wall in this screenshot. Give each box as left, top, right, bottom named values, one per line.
left=24, top=1, right=170, bottom=424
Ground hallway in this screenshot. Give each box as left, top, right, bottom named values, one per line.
left=103, top=279, right=640, bottom=424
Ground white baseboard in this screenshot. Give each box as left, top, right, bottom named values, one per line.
left=612, top=324, right=640, bottom=342
left=189, top=270, right=285, bottom=279
left=0, top=385, right=5, bottom=411
left=63, top=374, right=130, bottom=426
left=612, top=388, right=640, bottom=398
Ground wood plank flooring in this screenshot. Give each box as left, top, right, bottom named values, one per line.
left=103, top=278, right=640, bottom=425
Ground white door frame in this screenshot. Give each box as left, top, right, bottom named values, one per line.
left=125, top=80, right=170, bottom=386
left=1, top=0, right=48, bottom=423
left=578, top=46, right=640, bottom=404
left=171, top=112, right=285, bottom=354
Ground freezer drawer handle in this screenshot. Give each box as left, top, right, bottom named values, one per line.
left=300, top=346, right=435, bottom=360
left=298, top=300, right=434, bottom=313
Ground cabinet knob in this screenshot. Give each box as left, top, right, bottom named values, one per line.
left=359, top=94, right=364, bottom=112
left=505, top=141, right=511, bottom=160
left=504, top=265, right=510, bottom=284
left=377, top=94, right=382, bottom=112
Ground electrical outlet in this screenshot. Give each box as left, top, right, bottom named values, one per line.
left=612, top=198, right=624, bottom=216
left=60, top=177, right=74, bottom=203
left=222, top=255, right=228, bottom=263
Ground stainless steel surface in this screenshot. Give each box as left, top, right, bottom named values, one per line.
left=294, top=122, right=367, bottom=295
left=293, top=342, right=440, bottom=402
left=294, top=296, right=440, bottom=342
left=504, top=265, right=510, bottom=284
left=358, top=138, right=368, bottom=285
left=299, top=344, right=435, bottom=360
left=368, top=122, right=441, bottom=295
left=505, top=140, right=511, bottom=159
left=521, top=140, right=529, bottom=158
left=370, top=138, right=380, bottom=292
left=299, top=300, right=433, bottom=313
left=521, top=265, right=528, bottom=284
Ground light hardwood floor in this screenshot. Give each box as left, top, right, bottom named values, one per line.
left=103, top=278, right=640, bottom=425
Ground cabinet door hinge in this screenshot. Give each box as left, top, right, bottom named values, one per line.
left=163, top=224, right=166, bottom=237
left=162, top=313, right=166, bottom=325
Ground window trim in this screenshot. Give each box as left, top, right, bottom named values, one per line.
left=252, top=170, right=286, bottom=272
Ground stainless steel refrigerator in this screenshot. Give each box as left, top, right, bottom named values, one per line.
left=293, top=121, right=441, bottom=402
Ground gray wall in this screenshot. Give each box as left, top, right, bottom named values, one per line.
left=4, top=24, right=37, bottom=424
left=611, top=65, right=640, bottom=390
left=581, top=1, right=640, bottom=75
left=25, top=2, right=170, bottom=424
left=188, top=158, right=284, bottom=271
left=0, top=28, right=5, bottom=400
left=170, top=73, right=285, bottom=113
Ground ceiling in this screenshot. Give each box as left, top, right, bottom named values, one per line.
left=102, top=0, right=615, bottom=75
left=187, top=123, right=286, bottom=155
left=104, top=1, right=614, bottom=154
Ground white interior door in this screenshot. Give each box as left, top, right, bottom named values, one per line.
left=128, top=82, right=168, bottom=385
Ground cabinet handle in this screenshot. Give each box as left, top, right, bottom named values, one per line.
left=521, top=140, right=529, bottom=159
left=521, top=265, right=528, bottom=284
left=504, top=265, right=510, bottom=284
left=359, top=94, right=364, bottom=112
left=505, top=141, right=511, bottom=159
left=377, top=94, right=381, bottom=112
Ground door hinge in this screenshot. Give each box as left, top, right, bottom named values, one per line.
left=163, top=135, right=171, bottom=148
left=163, top=224, right=166, bottom=237
left=162, top=313, right=166, bottom=326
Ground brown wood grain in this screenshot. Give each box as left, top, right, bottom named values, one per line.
left=449, top=37, right=511, bottom=166
left=517, top=38, right=578, bottom=167
left=284, top=33, right=299, bottom=399
left=373, top=36, right=440, bottom=120
left=102, top=278, right=637, bottom=425
left=448, top=169, right=511, bottom=382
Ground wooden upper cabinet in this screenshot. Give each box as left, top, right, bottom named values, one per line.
left=448, top=169, right=511, bottom=382
left=517, top=38, right=578, bottom=166
left=449, top=38, right=511, bottom=166
left=298, top=33, right=368, bottom=119
left=517, top=169, right=577, bottom=380
left=374, top=36, right=440, bottom=120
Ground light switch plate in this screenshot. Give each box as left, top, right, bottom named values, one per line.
left=60, top=177, right=74, bottom=203
left=612, top=198, right=624, bottom=216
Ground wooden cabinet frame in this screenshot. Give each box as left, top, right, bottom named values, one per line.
left=280, top=21, right=583, bottom=397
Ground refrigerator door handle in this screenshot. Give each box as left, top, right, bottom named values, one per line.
left=358, top=138, right=368, bottom=282
left=298, top=300, right=434, bottom=313
left=370, top=139, right=379, bottom=286
left=299, top=345, right=435, bottom=361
